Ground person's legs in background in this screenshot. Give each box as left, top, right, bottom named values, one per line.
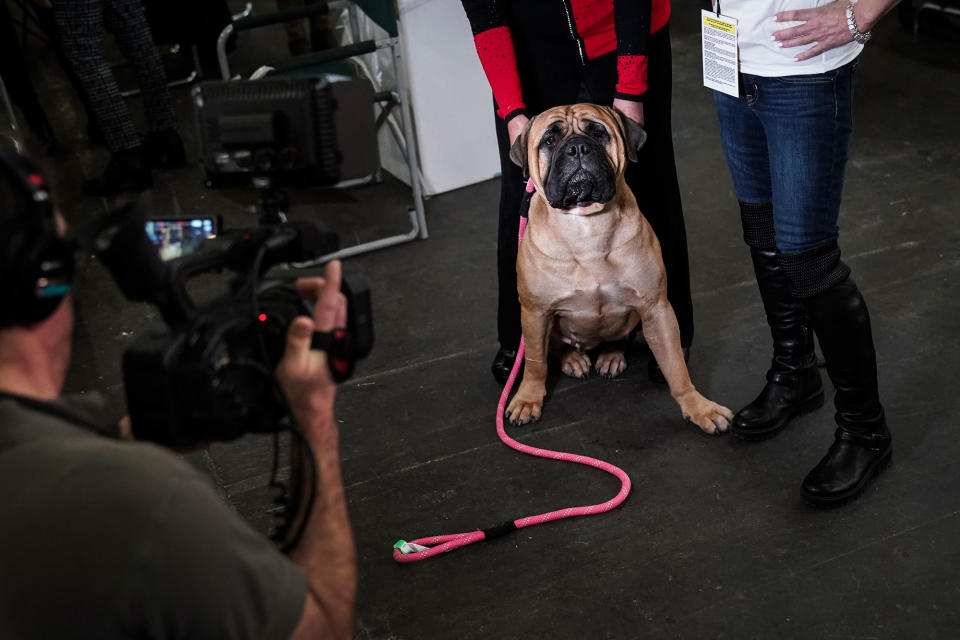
left=53, top=0, right=150, bottom=195
left=759, top=60, right=890, bottom=506
left=53, top=0, right=184, bottom=196
left=104, top=0, right=184, bottom=170
left=28, top=3, right=103, bottom=145
left=490, top=108, right=526, bottom=385
left=714, top=78, right=823, bottom=442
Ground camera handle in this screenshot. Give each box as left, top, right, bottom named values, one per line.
left=310, top=328, right=356, bottom=383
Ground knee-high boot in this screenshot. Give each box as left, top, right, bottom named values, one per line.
left=733, top=202, right=823, bottom=440
left=780, top=245, right=892, bottom=507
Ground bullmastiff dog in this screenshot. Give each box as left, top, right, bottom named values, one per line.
left=504, top=103, right=733, bottom=434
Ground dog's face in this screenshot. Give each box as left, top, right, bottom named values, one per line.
left=510, top=104, right=647, bottom=213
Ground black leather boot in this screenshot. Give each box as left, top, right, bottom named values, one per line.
left=143, top=130, right=187, bottom=170
left=732, top=201, right=823, bottom=440
left=732, top=248, right=823, bottom=440
left=802, top=422, right=891, bottom=507
left=780, top=248, right=892, bottom=507
left=83, top=147, right=152, bottom=197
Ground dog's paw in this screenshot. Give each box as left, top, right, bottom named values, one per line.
left=505, top=394, right=543, bottom=425
left=595, top=350, right=627, bottom=378
left=678, top=393, right=735, bottom=435
left=561, top=349, right=592, bottom=379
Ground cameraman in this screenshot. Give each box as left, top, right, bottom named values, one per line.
left=0, top=151, right=356, bottom=639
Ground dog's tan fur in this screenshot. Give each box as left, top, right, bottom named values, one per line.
left=505, top=104, right=733, bottom=434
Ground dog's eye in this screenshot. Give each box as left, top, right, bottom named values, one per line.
left=587, top=124, right=607, bottom=140
left=543, top=134, right=556, bottom=146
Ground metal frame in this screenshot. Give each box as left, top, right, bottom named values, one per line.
left=303, top=34, right=428, bottom=263
left=0, top=75, right=25, bottom=153
left=120, top=44, right=201, bottom=98
left=119, top=0, right=252, bottom=97
left=913, top=1, right=960, bottom=34
left=233, top=2, right=254, bottom=21
left=215, top=1, right=429, bottom=263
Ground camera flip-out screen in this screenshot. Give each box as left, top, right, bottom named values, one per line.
left=145, top=217, right=219, bottom=262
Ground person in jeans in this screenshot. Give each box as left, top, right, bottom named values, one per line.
left=460, top=0, right=695, bottom=386
left=714, top=0, right=901, bottom=506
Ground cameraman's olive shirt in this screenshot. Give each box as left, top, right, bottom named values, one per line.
left=0, top=394, right=307, bottom=639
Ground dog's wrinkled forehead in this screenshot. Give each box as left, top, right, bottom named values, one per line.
left=536, top=116, right=611, bottom=148
left=533, top=105, right=619, bottom=145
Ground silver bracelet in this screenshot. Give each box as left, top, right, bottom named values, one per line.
left=845, top=1, right=872, bottom=44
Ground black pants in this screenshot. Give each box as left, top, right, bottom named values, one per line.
left=494, top=25, right=694, bottom=351
left=53, top=0, right=177, bottom=152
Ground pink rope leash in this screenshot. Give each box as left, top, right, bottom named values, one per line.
left=392, top=180, right=632, bottom=563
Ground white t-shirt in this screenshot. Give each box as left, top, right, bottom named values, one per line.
left=717, top=0, right=863, bottom=77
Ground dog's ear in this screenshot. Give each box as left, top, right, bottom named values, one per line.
left=508, top=117, right=534, bottom=176
left=610, top=107, right=647, bottom=163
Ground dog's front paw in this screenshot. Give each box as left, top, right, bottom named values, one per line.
left=595, top=350, right=627, bottom=378
left=505, top=390, right=545, bottom=425
left=561, top=349, right=592, bottom=378
left=678, top=392, right=734, bottom=435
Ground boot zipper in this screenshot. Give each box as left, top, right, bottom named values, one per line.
left=560, top=0, right=587, bottom=65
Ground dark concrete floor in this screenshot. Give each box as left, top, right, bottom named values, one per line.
left=14, top=1, right=960, bottom=638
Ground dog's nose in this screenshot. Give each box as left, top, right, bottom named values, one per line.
left=566, top=142, right=592, bottom=158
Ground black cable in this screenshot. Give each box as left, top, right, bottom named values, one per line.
left=249, top=242, right=299, bottom=547
left=249, top=239, right=319, bottom=552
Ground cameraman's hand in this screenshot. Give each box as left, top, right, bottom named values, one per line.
left=275, top=260, right=357, bottom=640
left=276, top=260, right=347, bottom=432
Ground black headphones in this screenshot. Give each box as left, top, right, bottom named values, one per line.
left=0, top=150, right=75, bottom=328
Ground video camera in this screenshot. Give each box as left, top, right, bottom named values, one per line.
left=94, top=76, right=378, bottom=447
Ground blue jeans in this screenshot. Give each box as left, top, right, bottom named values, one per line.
left=714, top=59, right=857, bottom=253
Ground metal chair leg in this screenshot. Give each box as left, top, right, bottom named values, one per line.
left=232, top=2, right=253, bottom=21
left=0, top=76, right=24, bottom=153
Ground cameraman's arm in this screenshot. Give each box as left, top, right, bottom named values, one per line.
left=275, top=260, right=357, bottom=640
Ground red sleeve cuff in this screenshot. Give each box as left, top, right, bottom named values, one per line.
left=473, top=26, right=526, bottom=120
left=615, top=55, right=649, bottom=99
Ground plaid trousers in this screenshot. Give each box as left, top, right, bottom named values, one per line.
left=53, top=0, right=177, bottom=152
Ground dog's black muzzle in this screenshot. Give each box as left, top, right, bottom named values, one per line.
left=543, top=134, right=616, bottom=210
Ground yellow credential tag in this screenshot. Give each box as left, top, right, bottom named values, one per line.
left=701, top=9, right=739, bottom=98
